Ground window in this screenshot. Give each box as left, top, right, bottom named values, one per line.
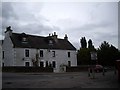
left=2, top=51, right=4, bottom=59
left=22, top=37, right=27, bottom=42
left=68, top=61, right=71, bottom=67
left=52, top=51, right=55, bottom=57
left=49, top=40, right=53, bottom=45
left=68, top=52, right=70, bottom=57
left=52, top=61, right=56, bottom=68
left=40, top=61, right=44, bottom=67
left=40, top=50, right=43, bottom=57
left=25, top=49, right=29, bottom=57
left=25, top=62, right=29, bottom=67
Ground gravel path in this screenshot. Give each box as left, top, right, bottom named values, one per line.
left=2, top=70, right=120, bottom=88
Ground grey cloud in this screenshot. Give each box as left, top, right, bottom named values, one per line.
left=2, top=2, right=17, bottom=19
left=91, top=32, right=118, bottom=48
left=72, top=42, right=80, bottom=50
left=2, top=2, right=18, bottom=31
left=73, top=21, right=112, bottom=31
left=8, top=21, right=60, bottom=36
left=2, top=2, right=60, bottom=37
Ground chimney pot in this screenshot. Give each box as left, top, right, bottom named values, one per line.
left=54, top=32, right=56, bottom=35
left=64, top=34, right=68, bottom=40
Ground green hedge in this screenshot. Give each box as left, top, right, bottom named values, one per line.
left=66, top=66, right=88, bottom=72
left=2, top=66, right=53, bottom=72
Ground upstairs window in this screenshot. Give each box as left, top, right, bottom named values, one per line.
left=21, top=33, right=27, bottom=43
left=52, top=51, right=55, bottom=57
left=49, top=40, right=53, bottom=46
left=22, top=37, right=27, bottom=42
left=40, top=50, right=43, bottom=57
left=25, top=49, right=29, bottom=57
left=68, top=52, right=70, bottom=58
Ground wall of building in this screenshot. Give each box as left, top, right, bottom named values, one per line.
left=15, top=48, right=37, bottom=66
left=2, top=30, right=77, bottom=72
left=2, top=33, right=14, bottom=66
left=15, top=48, right=77, bottom=72
left=0, top=44, right=2, bottom=68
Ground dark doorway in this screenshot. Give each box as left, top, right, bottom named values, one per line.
left=68, top=61, right=71, bottom=67
left=25, top=62, right=30, bottom=67
left=52, top=61, right=56, bottom=68
left=40, top=62, right=44, bottom=67
left=2, top=63, right=4, bottom=67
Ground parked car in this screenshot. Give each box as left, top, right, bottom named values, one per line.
left=94, top=65, right=103, bottom=72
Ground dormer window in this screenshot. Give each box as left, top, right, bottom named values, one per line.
left=21, top=33, right=27, bottom=43
left=22, top=37, right=27, bottom=42
left=49, top=40, right=53, bottom=45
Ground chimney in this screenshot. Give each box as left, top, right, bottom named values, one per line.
left=64, top=34, right=68, bottom=40
left=53, top=32, right=58, bottom=43
left=54, top=32, right=56, bottom=35
left=5, top=26, right=13, bottom=36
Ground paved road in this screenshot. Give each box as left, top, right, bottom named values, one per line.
left=2, top=71, right=120, bottom=88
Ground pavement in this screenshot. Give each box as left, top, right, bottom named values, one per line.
left=2, top=70, right=120, bottom=88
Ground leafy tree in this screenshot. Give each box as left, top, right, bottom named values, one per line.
left=77, top=48, right=91, bottom=65
left=97, top=41, right=120, bottom=66
left=88, top=39, right=94, bottom=49
left=77, top=37, right=96, bottom=65
left=80, top=37, right=87, bottom=48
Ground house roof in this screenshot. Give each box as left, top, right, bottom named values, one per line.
left=10, top=33, right=76, bottom=50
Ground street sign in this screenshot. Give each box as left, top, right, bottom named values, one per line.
left=90, top=51, right=97, bottom=60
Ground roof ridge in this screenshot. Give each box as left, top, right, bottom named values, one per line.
left=12, top=32, right=45, bottom=38
left=13, top=33, right=65, bottom=40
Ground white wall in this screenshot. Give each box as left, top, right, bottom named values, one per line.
left=0, top=45, right=2, bottom=68
left=15, top=48, right=36, bottom=66
left=2, top=33, right=14, bottom=66
left=15, top=48, right=77, bottom=72
left=48, top=49, right=77, bottom=72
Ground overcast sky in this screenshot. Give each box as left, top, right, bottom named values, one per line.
left=1, top=1, right=118, bottom=49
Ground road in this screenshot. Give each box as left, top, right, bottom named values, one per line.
left=2, top=70, right=120, bottom=88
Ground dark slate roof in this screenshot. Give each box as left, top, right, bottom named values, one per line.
left=10, top=33, right=76, bottom=50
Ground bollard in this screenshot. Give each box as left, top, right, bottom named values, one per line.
left=116, top=60, right=120, bottom=82
left=88, top=68, right=91, bottom=77
left=102, top=67, right=105, bottom=76
left=92, top=67, right=95, bottom=79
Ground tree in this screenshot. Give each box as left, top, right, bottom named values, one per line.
left=97, top=41, right=120, bottom=66
left=80, top=37, right=87, bottom=48
left=78, top=37, right=96, bottom=65
left=77, top=48, right=91, bottom=65
left=88, top=39, right=94, bottom=49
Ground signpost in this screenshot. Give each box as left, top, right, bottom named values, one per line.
left=88, top=51, right=97, bottom=79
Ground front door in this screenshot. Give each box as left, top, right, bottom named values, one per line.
left=40, top=62, right=44, bottom=67
left=68, top=61, right=71, bottom=67
left=25, top=62, right=30, bottom=67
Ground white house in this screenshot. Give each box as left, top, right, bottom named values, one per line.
left=2, top=26, right=77, bottom=72
left=0, top=40, right=2, bottom=69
